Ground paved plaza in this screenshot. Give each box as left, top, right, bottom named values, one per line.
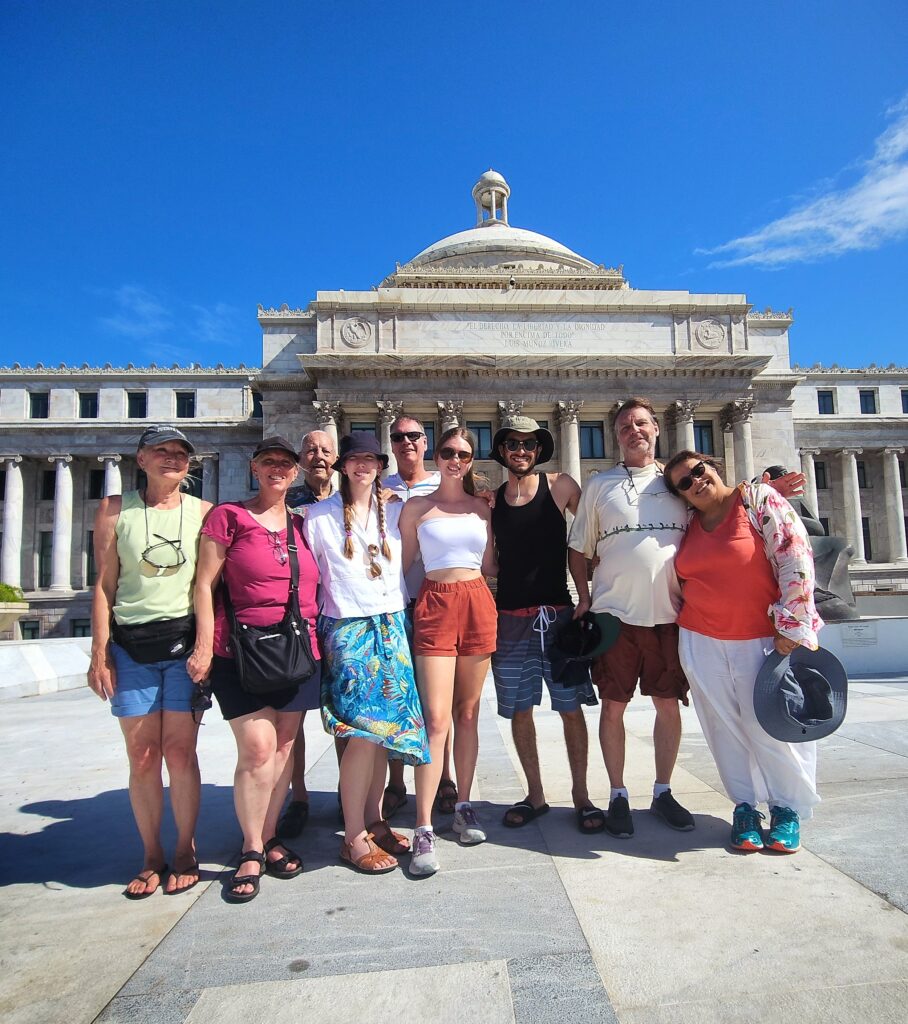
left=2, top=671, right=907, bottom=1024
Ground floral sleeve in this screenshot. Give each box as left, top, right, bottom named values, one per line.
left=740, top=482, right=822, bottom=650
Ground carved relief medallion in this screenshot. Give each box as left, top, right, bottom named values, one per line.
left=340, top=317, right=372, bottom=348
left=695, top=318, right=726, bottom=350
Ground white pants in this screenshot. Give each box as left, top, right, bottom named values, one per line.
left=678, top=629, right=819, bottom=819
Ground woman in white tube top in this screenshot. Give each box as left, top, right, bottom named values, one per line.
left=398, top=426, right=497, bottom=876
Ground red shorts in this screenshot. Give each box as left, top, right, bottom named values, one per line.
left=412, top=577, right=497, bottom=657
left=592, top=622, right=689, bottom=705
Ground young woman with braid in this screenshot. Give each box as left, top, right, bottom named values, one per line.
left=304, top=433, right=429, bottom=873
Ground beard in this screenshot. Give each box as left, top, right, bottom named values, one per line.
left=507, top=460, right=537, bottom=479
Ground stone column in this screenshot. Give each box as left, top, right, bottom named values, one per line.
left=799, top=448, right=821, bottom=520
left=722, top=398, right=756, bottom=483
left=839, top=447, right=865, bottom=564
left=48, top=455, right=74, bottom=591
left=668, top=400, right=698, bottom=453
left=882, top=447, right=908, bottom=564
left=313, top=400, right=343, bottom=451
left=557, top=400, right=583, bottom=485
left=377, top=400, right=404, bottom=477
left=199, top=454, right=219, bottom=503
left=0, top=456, right=23, bottom=588
left=98, top=454, right=122, bottom=496
left=437, top=400, right=464, bottom=432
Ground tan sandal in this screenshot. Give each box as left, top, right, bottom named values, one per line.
left=339, top=832, right=398, bottom=874
left=367, top=819, right=411, bottom=855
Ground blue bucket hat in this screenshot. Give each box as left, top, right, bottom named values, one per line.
left=754, top=646, right=848, bottom=743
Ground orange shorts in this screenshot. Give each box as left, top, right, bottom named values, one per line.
left=412, top=577, right=497, bottom=657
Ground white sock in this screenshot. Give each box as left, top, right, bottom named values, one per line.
left=653, top=783, right=671, bottom=798
left=610, top=787, right=629, bottom=802
left=454, top=801, right=471, bottom=813
left=415, top=824, right=433, bottom=834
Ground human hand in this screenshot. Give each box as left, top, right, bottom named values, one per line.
left=187, top=649, right=212, bottom=684
left=87, top=648, right=117, bottom=701
left=773, top=633, right=799, bottom=657
left=380, top=488, right=401, bottom=503
left=573, top=597, right=591, bottom=620
left=765, top=471, right=805, bottom=499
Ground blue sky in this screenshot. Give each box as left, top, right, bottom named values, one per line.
left=2, top=1, right=906, bottom=370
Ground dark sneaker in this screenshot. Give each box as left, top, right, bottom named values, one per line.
left=650, top=790, right=695, bottom=831
left=766, top=806, right=800, bottom=853
left=604, top=795, right=634, bottom=838
left=730, top=802, right=765, bottom=851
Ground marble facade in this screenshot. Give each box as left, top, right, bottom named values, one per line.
left=1, top=170, right=906, bottom=637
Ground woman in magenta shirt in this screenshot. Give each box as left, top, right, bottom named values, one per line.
left=190, top=436, right=320, bottom=903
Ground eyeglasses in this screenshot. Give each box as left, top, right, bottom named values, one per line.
left=438, top=447, right=473, bottom=463
left=503, top=438, right=539, bottom=452
left=390, top=430, right=424, bottom=443
left=367, top=543, right=383, bottom=579
left=268, top=531, right=288, bottom=565
left=141, top=536, right=187, bottom=572
left=675, top=461, right=708, bottom=492
left=191, top=684, right=212, bottom=725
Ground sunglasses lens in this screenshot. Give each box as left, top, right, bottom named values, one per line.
left=391, top=431, right=423, bottom=442
left=505, top=438, right=538, bottom=452
left=440, top=447, right=471, bottom=462
left=677, top=462, right=707, bottom=492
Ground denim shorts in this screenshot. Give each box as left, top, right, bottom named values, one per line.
left=109, top=642, right=196, bottom=718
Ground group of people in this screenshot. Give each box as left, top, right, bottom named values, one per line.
left=88, top=397, right=822, bottom=902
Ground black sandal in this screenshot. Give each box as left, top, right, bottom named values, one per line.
left=381, top=783, right=408, bottom=819
left=263, top=837, right=304, bottom=879
left=226, top=851, right=264, bottom=903
left=503, top=799, right=550, bottom=828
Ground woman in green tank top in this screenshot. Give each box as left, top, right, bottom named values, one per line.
left=88, top=425, right=212, bottom=899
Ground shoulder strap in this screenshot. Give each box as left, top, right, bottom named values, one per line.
left=285, top=509, right=304, bottom=620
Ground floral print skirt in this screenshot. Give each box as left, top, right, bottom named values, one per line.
left=318, top=611, right=430, bottom=766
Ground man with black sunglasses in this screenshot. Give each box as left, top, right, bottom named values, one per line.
left=490, top=416, right=604, bottom=834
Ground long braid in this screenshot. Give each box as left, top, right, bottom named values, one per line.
left=340, top=476, right=355, bottom=559
left=374, top=478, right=392, bottom=561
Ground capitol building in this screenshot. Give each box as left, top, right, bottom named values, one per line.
left=1, top=171, right=906, bottom=638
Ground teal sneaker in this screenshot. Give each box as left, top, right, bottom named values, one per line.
left=766, top=806, right=800, bottom=853
left=730, top=803, right=765, bottom=851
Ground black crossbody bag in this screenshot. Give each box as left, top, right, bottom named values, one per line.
left=222, top=510, right=317, bottom=695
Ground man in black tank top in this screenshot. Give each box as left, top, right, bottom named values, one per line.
left=489, top=418, right=605, bottom=835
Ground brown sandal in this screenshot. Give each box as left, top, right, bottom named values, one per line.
left=340, top=833, right=398, bottom=874
left=434, top=778, right=458, bottom=815
left=367, top=819, right=411, bottom=855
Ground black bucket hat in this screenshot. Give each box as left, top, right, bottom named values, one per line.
left=491, top=416, right=555, bottom=467
left=333, top=432, right=389, bottom=471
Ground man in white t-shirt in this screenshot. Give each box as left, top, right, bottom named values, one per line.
left=381, top=416, right=454, bottom=819
left=568, top=397, right=695, bottom=839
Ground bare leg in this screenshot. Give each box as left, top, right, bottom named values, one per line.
left=160, top=711, right=201, bottom=892
left=511, top=709, right=544, bottom=807
left=287, top=710, right=308, bottom=801
left=561, top=708, right=591, bottom=808
left=652, top=696, right=682, bottom=785
left=413, top=654, right=456, bottom=828
left=599, top=698, right=628, bottom=789
left=119, top=713, right=166, bottom=896
left=452, top=655, right=490, bottom=803
left=263, top=711, right=303, bottom=855
left=441, top=726, right=454, bottom=783
left=364, top=745, right=391, bottom=828
left=340, top=738, right=395, bottom=868
left=228, top=710, right=279, bottom=897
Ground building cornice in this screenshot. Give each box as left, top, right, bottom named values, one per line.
left=0, top=363, right=258, bottom=379
left=792, top=364, right=908, bottom=376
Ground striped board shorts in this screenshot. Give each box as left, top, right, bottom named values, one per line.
left=491, top=605, right=598, bottom=720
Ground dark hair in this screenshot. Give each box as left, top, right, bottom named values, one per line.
left=613, top=396, right=658, bottom=432
left=662, top=450, right=720, bottom=497
left=389, top=413, right=424, bottom=434
left=435, top=426, right=477, bottom=496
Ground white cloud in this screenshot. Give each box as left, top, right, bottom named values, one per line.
left=701, top=94, right=908, bottom=268
left=190, top=302, right=242, bottom=345
left=98, top=285, right=173, bottom=337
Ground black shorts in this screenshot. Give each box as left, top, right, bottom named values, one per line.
left=210, top=655, right=321, bottom=722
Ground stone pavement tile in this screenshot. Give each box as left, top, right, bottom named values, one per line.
left=184, top=961, right=514, bottom=1024
left=808, top=777, right=908, bottom=911
left=617, top=980, right=908, bottom=1024
left=837, top=719, right=908, bottom=757
left=508, top=952, right=619, bottom=1024
left=549, top=788, right=908, bottom=1010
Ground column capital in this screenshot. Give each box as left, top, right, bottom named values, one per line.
left=883, top=446, right=906, bottom=457
left=47, top=454, right=73, bottom=465
left=666, top=399, right=700, bottom=425
left=557, top=399, right=584, bottom=425
left=97, top=453, right=122, bottom=464
left=376, top=400, right=404, bottom=424
left=437, top=399, right=464, bottom=422
left=497, top=400, right=524, bottom=426
left=313, top=400, right=343, bottom=426
left=838, top=447, right=864, bottom=457
left=798, top=447, right=822, bottom=458
left=720, top=397, right=756, bottom=429
left=0, top=454, right=22, bottom=465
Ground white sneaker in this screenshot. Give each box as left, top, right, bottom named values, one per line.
left=409, top=829, right=439, bottom=876
left=452, top=803, right=487, bottom=845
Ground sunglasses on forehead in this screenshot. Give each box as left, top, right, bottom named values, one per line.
left=503, top=438, right=539, bottom=452
left=675, top=461, right=708, bottom=492
left=438, top=446, right=473, bottom=463
left=390, top=430, right=425, bottom=443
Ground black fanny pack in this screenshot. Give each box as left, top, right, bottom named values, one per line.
left=113, top=614, right=196, bottom=664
